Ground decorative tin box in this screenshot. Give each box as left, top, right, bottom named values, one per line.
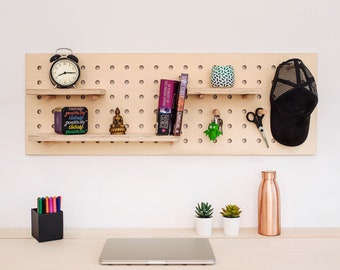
left=54, top=107, right=88, bottom=135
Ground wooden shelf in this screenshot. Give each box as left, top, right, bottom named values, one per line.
left=187, top=87, right=261, bottom=96
left=27, top=133, right=180, bottom=143
left=26, top=88, right=106, bottom=96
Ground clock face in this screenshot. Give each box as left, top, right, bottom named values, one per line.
left=50, top=58, right=80, bottom=88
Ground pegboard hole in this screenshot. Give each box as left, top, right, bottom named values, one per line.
left=81, top=65, right=86, bottom=70
left=271, top=65, right=277, bottom=70
left=242, top=138, right=247, bottom=143
left=139, top=109, right=144, bottom=114
left=183, top=138, right=188, bottom=143
left=124, top=109, right=129, bottom=114
left=242, top=65, right=247, bottom=70
left=212, top=95, right=218, bottom=99
left=198, top=65, right=203, bottom=70
left=227, top=95, right=232, bottom=99
left=242, top=109, right=247, bottom=114
left=37, top=80, right=42, bottom=85
left=37, top=95, right=42, bottom=100
left=184, top=109, right=188, bottom=114
left=242, top=80, right=247, bottom=85
left=227, top=138, right=232, bottom=143
left=124, top=80, right=129, bottom=84
left=154, top=65, right=159, bottom=70
left=198, top=138, right=203, bottom=143
left=257, top=80, right=262, bottom=85
left=256, top=94, right=262, bottom=99
left=81, top=95, right=86, bottom=99
left=139, top=94, right=144, bottom=99
left=183, top=124, right=188, bottom=129
left=37, top=109, right=42, bottom=114
left=271, top=138, right=276, bottom=143
left=95, top=80, right=100, bottom=85
left=257, top=138, right=262, bottom=143
left=110, top=109, right=115, bottom=114
left=110, top=65, right=115, bottom=70
left=66, top=95, right=71, bottom=100
left=37, top=66, right=42, bottom=70
left=125, top=124, right=129, bottom=128
left=139, top=80, right=144, bottom=85
left=257, top=65, right=262, bottom=70
left=110, top=94, right=115, bottom=99
left=168, top=65, right=174, bottom=70
left=81, top=80, right=86, bottom=85
left=124, top=94, right=129, bottom=99
left=139, top=124, right=144, bottom=129
left=95, top=124, right=100, bottom=129
left=95, top=65, right=100, bottom=70
left=37, top=124, right=42, bottom=129
left=154, top=94, right=158, bottom=99
left=183, top=65, right=188, bottom=70
left=124, top=65, right=129, bottom=70
left=198, top=123, right=203, bottom=129
left=227, top=109, right=232, bottom=114
left=198, top=80, right=203, bottom=85
left=198, top=109, right=203, bottom=114
left=110, top=80, right=115, bottom=85
left=242, top=123, right=247, bottom=129
left=154, top=80, right=159, bottom=85
left=227, top=124, right=232, bottom=129
left=139, top=65, right=144, bottom=70
left=95, top=109, right=100, bottom=114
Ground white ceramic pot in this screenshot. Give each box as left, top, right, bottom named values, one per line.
left=195, top=217, right=212, bottom=236
left=222, top=217, right=240, bottom=236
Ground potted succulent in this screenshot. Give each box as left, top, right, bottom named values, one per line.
left=220, top=204, right=242, bottom=236
left=195, top=202, right=213, bottom=236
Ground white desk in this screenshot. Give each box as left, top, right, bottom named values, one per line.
left=1, top=228, right=339, bottom=270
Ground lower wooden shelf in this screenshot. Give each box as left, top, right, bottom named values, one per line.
left=27, top=133, right=180, bottom=143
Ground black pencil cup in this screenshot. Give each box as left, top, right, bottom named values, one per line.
left=31, top=208, right=63, bottom=242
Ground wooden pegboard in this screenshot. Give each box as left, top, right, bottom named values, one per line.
left=25, top=53, right=317, bottom=155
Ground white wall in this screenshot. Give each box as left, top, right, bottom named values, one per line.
left=0, top=0, right=339, bottom=229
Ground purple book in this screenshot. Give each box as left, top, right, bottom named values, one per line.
left=157, top=79, right=179, bottom=135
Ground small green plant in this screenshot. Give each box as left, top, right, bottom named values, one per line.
left=195, top=202, right=213, bottom=218
left=220, top=204, right=242, bottom=218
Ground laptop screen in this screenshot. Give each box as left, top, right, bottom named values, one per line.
left=99, top=238, right=216, bottom=265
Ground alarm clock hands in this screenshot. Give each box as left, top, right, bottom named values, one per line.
left=58, top=71, right=76, bottom=77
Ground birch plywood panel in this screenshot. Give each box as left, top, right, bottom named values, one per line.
left=25, top=53, right=317, bottom=155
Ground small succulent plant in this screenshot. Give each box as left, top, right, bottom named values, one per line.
left=195, top=202, right=213, bottom=218
left=220, top=204, right=242, bottom=218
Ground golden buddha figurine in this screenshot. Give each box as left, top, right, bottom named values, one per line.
left=109, top=107, right=127, bottom=135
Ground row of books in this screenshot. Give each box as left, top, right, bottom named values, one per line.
left=156, top=73, right=188, bottom=136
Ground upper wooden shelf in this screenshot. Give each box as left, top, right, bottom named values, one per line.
left=26, top=88, right=106, bottom=96
left=187, top=87, right=261, bottom=96
left=27, top=133, right=179, bottom=143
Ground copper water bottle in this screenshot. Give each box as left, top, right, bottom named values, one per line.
left=258, top=171, right=281, bottom=236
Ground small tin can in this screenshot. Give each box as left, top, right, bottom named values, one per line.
left=54, top=107, right=88, bottom=135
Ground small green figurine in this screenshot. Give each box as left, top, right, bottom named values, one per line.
left=204, top=109, right=223, bottom=141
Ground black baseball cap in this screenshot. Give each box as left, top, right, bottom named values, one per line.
left=270, top=58, right=318, bottom=146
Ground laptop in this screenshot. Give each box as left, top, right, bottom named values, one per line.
left=99, top=238, right=216, bottom=265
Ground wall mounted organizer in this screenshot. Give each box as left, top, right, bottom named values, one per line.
left=25, top=53, right=317, bottom=155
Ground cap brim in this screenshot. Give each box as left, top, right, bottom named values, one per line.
left=270, top=88, right=317, bottom=147
left=270, top=105, right=310, bottom=146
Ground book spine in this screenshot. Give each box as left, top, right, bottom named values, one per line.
left=173, top=73, right=189, bottom=136
left=156, top=79, right=179, bottom=135
left=54, top=108, right=63, bottom=134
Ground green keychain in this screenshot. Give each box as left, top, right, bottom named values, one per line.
left=204, top=109, right=223, bottom=141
